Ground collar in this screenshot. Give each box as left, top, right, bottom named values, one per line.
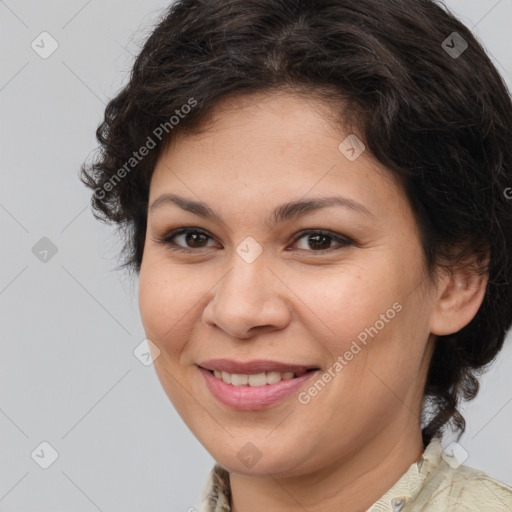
left=367, top=435, right=443, bottom=511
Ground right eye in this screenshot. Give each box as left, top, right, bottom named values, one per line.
left=153, top=227, right=220, bottom=252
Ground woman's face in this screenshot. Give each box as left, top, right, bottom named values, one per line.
left=138, top=91, right=439, bottom=476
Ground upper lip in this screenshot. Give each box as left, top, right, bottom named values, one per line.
left=197, top=359, right=320, bottom=374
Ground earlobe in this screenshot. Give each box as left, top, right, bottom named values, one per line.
left=429, top=262, right=489, bottom=336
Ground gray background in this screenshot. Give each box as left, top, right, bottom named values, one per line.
left=1, top=1, right=511, bottom=510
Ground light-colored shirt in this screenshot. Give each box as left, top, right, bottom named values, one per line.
left=197, top=435, right=512, bottom=511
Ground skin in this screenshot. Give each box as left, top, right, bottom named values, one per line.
left=138, top=90, right=488, bottom=512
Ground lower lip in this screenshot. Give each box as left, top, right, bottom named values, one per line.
left=198, top=367, right=319, bottom=410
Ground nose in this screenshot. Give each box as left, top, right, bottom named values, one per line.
left=202, top=252, right=292, bottom=339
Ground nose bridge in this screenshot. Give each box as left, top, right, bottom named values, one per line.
left=221, top=245, right=271, bottom=304
left=204, top=244, right=290, bottom=336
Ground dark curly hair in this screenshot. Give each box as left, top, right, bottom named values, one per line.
left=80, top=0, right=512, bottom=446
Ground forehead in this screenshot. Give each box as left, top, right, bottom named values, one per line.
left=150, top=91, right=407, bottom=219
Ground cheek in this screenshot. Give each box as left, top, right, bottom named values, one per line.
left=289, top=261, right=404, bottom=356
left=295, top=255, right=427, bottom=407
left=138, top=258, right=198, bottom=352
left=314, top=270, right=430, bottom=414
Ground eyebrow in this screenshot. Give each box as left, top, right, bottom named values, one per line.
left=149, top=193, right=373, bottom=226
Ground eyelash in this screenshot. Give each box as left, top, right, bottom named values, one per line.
left=153, top=227, right=354, bottom=254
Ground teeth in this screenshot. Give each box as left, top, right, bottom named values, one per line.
left=248, top=373, right=267, bottom=386
left=231, top=373, right=248, bottom=386
left=211, top=369, right=302, bottom=386
left=266, top=371, right=283, bottom=384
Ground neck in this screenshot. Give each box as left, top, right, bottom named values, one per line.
left=229, top=423, right=425, bottom=512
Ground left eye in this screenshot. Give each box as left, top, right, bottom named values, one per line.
left=154, top=228, right=353, bottom=252
left=292, top=230, right=353, bottom=252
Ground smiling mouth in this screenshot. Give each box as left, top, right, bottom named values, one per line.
left=204, top=368, right=319, bottom=387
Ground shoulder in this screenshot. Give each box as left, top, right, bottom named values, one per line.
left=422, top=462, right=512, bottom=511
left=371, top=437, right=512, bottom=512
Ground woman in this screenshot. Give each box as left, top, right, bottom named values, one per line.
left=80, top=0, right=512, bottom=510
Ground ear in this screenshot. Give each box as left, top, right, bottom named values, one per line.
left=429, top=254, right=489, bottom=336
